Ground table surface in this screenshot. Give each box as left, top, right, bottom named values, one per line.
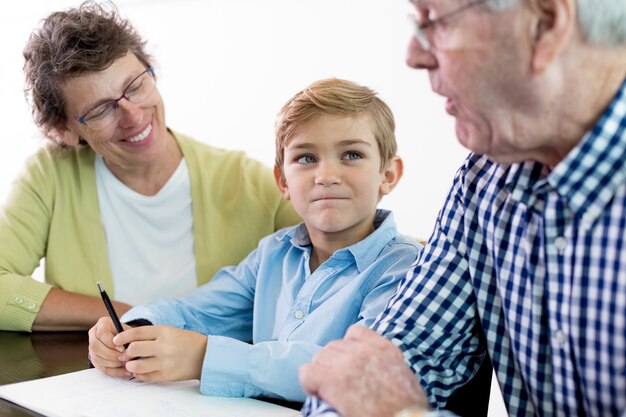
left=0, top=330, right=303, bottom=416
left=0, top=330, right=90, bottom=416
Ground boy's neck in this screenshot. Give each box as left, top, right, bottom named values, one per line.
left=308, top=223, right=376, bottom=273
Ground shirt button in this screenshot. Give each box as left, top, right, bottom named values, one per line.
left=554, top=330, right=567, bottom=347
left=14, top=297, right=23, bottom=304
left=554, top=236, right=567, bottom=253
left=294, top=310, right=304, bottom=319
left=27, top=302, right=37, bottom=310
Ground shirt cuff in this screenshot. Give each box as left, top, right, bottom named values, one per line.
left=0, top=279, right=52, bottom=331
left=200, top=335, right=249, bottom=397
left=121, top=305, right=164, bottom=326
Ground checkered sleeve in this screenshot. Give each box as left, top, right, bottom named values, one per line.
left=372, top=161, right=486, bottom=408
left=301, top=396, right=341, bottom=417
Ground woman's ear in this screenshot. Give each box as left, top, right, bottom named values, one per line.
left=274, top=165, right=291, bottom=200
left=49, top=124, right=81, bottom=147
left=529, top=0, right=576, bottom=72
left=379, top=156, right=403, bottom=197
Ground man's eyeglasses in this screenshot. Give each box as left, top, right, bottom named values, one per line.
left=76, top=67, right=156, bottom=131
left=409, top=0, right=490, bottom=51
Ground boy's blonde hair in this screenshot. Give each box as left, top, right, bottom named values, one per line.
left=275, top=78, right=396, bottom=175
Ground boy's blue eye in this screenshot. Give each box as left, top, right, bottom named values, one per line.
left=343, top=151, right=364, bottom=161
left=296, top=154, right=317, bottom=164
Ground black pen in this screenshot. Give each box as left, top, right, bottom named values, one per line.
left=97, top=281, right=129, bottom=349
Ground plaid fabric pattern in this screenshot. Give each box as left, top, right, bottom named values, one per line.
left=303, top=79, right=626, bottom=417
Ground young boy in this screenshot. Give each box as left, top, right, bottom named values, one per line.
left=88, top=78, right=421, bottom=402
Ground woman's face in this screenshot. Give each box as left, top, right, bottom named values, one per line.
left=58, top=53, right=171, bottom=173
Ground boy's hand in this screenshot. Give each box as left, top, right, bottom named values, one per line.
left=114, top=325, right=208, bottom=382
left=88, top=316, right=132, bottom=378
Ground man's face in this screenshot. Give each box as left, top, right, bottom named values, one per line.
left=408, top=0, right=543, bottom=163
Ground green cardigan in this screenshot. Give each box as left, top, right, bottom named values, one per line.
left=0, top=130, right=300, bottom=331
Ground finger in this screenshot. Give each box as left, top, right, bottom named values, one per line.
left=299, top=362, right=334, bottom=395
left=300, top=363, right=349, bottom=409
left=113, top=325, right=158, bottom=347
left=92, top=318, right=125, bottom=353
left=131, top=369, right=162, bottom=383
left=125, top=356, right=159, bottom=375
left=311, top=339, right=362, bottom=367
left=121, top=340, right=156, bottom=361
left=90, top=350, right=126, bottom=368
left=89, top=330, right=124, bottom=364
left=99, top=365, right=133, bottom=379
left=344, top=324, right=379, bottom=342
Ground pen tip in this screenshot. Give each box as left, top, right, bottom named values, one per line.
left=97, top=281, right=104, bottom=292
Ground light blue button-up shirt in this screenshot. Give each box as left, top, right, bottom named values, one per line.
left=122, top=209, right=421, bottom=401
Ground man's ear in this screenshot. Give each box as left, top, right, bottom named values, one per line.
left=379, top=156, right=403, bottom=197
left=529, top=0, right=576, bottom=72
left=274, top=165, right=291, bottom=200
left=49, top=123, right=81, bottom=147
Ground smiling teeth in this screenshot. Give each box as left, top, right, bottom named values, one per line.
left=126, top=124, right=152, bottom=143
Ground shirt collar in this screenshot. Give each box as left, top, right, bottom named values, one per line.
left=548, top=78, right=626, bottom=225
left=505, top=78, right=626, bottom=225
left=280, top=209, right=398, bottom=272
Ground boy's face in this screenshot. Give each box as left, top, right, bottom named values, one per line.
left=275, top=113, right=401, bottom=243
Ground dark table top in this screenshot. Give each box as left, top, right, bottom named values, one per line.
left=0, top=330, right=90, bottom=417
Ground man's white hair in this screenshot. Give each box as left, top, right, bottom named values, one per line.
left=487, top=0, right=626, bottom=46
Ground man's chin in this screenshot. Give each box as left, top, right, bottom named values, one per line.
left=455, top=120, right=503, bottom=159
left=455, top=121, right=482, bottom=153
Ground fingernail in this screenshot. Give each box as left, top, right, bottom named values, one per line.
left=119, top=353, right=128, bottom=362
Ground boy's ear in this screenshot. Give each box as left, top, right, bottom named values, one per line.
left=379, top=156, right=403, bottom=197
left=274, top=165, right=291, bottom=200
left=529, top=0, right=575, bottom=72
left=49, top=123, right=81, bottom=147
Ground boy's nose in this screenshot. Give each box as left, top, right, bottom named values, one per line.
left=315, top=163, right=341, bottom=187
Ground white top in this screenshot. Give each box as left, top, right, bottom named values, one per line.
left=95, top=155, right=197, bottom=305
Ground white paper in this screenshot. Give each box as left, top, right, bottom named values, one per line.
left=0, top=369, right=301, bottom=417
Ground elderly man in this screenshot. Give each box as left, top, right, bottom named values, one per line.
left=299, top=0, right=626, bottom=416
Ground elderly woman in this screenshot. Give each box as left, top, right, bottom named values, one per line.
left=0, top=2, right=299, bottom=332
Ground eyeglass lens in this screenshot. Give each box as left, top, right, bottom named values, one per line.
left=79, top=68, right=155, bottom=130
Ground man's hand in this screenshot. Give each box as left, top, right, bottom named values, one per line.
left=300, top=325, right=429, bottom=417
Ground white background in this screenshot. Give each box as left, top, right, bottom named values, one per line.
left=0, top=1, right=505, bottom=415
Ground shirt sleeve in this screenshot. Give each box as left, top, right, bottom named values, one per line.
left=122, top=246, right=261, bottom=341
left=200, top=335, right=321, bottom=401
left=356, top=249, right=421, bottom=328
left=373, top=163, right=485, bottom=408
left=302, top=164, right=486, bottom=416
left=0, top=154, right=54, bottom=331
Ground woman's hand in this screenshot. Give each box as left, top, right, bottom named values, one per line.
left=114, top=325, right=208, bottom=382
left=88, top=316, right=132, bottom=378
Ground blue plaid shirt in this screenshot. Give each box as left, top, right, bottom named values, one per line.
left=303, top=80, right=626, bottom=417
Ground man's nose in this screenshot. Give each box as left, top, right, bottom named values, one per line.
left=406, top=36, right=438, bottom=70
